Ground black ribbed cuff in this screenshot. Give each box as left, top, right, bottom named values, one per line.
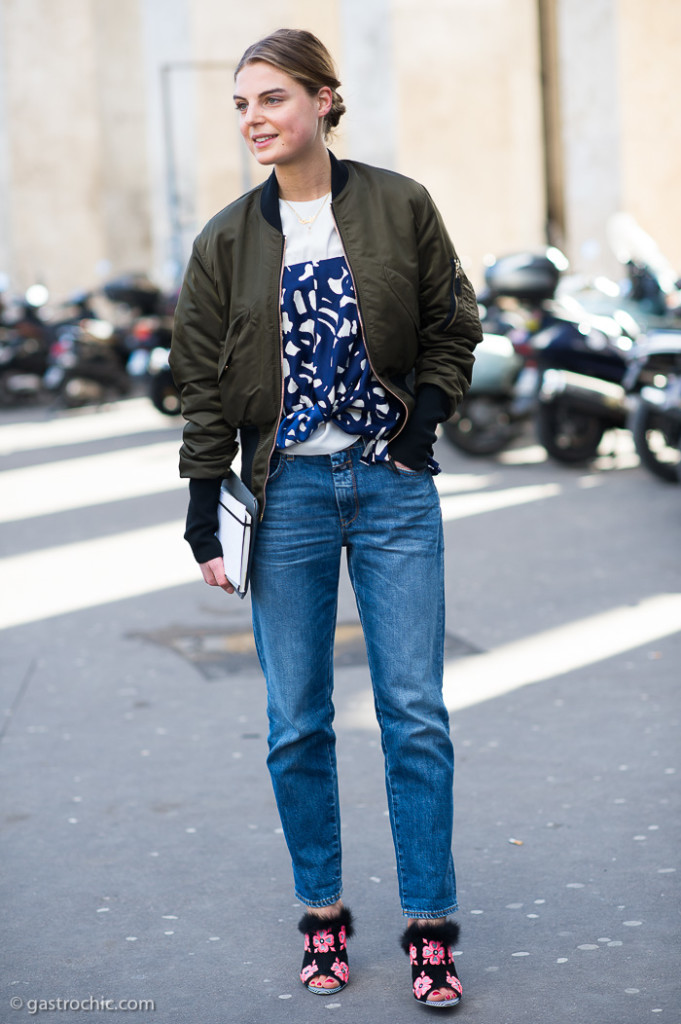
left=388, top=383, right=450, bottom=470
left=184, top=477, right=223, bottom=563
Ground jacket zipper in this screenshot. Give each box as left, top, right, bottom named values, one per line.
left=259, top=236, right=287, bottom=520
left=330, top=205, right=410, bottom=443
left=444, top=254, right=463, bottom=329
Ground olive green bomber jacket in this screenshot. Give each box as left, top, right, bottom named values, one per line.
left=170, top=151, right=482, bottom=512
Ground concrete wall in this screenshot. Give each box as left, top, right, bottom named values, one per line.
left=0, top=0, right=151, bottom=297
left=391, top=0, right=546, bottom=278
left=616, top=0, right=681, bottom=274
left=0, top=0, right=678, bottom=299
left=92, top=0, right=150, bottom=277
left=138, top=0, right=195, bottom=283
left=556, top=0, right=622, bottom=276
left=552, top=0, right=681, bottom=277
left=2, top=0, right=107, bottom=295
left=0, top=3, right=11, bottom=286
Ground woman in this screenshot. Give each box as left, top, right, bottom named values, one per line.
left=170, top=28, right=481, bottom=1008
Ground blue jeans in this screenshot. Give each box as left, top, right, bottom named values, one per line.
left=249, top=441, right=457, bottom=918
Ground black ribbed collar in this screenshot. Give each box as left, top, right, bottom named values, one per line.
left=259, top=149, right=349, bottom=231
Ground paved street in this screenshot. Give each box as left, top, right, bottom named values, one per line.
left=1, top=397, right=679, bottom=1024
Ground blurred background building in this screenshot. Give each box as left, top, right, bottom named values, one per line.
left=0, top=0, right=679, bottom=298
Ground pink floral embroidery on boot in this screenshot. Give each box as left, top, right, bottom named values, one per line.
left=423, top=939, right=446, bottom=965
left=446, top=971, right=463, bottom=995
left=414, top=971, right=433, bottom=998
left=313, top=928, right=336, bottom=953
left=331, top=958, right=349, bottom=983
left=300, top=960, right=319, bottom=984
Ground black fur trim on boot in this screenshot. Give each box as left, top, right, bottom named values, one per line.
left=298, top=907, right=355, bottom=995
left=400, top=920, right=462, bottom=1008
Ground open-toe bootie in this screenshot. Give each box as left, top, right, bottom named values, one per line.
left=298, top=907, right=355, bottom=996
left=400, top=920, right=462, bottom=1009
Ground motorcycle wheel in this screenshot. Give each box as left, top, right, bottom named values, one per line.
left=536, top=401, right=605, bottom=463
left=442, top=396, right=516, bottom=456
left=631, top=401, right=681, bottom=483
left=149, top=373, right=181, bottom=416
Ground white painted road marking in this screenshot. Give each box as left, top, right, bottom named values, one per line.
left=0, top=520, right=195, bottom=631
left=0, top=441, right=184, bottom=523
left=0, top=398, right=178, bottom=455
left=441, top=593, right=681, bottom=711
left=340, top=594, right=681, bottom=725
left=1, top=448, right=561, bottom=630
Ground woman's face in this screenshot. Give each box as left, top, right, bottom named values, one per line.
left=233, top=61, right=332, bottom=168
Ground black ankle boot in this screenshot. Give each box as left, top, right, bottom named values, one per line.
left=298, top=906, right=355, bottom=995
left=400, top=919, right=462, bottom=1008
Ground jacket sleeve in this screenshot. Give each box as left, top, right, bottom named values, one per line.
left=412, top=187, right=482, bottom=417
left=169, top=236, right=239, bottom=479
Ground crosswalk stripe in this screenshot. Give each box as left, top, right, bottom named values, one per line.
left=339, top=594, right=681, bottom=728
left=439, top=482, right=561, bottom=521
left=0, top=441, right=184, bottom=523
left=0, top=474, right=564, bottom=630
left=0, top=520, right=198, bottom=631
left=442, top=593, right=681, bottom=711
left=0, top=398, right=178, bottom=455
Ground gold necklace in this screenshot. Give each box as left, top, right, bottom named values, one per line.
left=282, top=192, right=330, bottom=230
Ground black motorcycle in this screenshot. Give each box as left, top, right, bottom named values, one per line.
left=447, top=250, right=634, bottom=463
left=531, top=303, right=633, bottom=463
left=43, top=273, right=170, bottom=408
left=622, top=330, right=681, bottom=483
left=442, top=251, right=560, bottom=456
left=43, top=316, right=131, bottom=407
left=0, top=285, right=54, bottom=404
left=107, top=276, right=180, bottom=416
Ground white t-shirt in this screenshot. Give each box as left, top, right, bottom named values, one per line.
left=277, top=194, right=360, bottom=456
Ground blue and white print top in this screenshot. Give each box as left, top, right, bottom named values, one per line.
left=275, top=196, right=402, bottom=462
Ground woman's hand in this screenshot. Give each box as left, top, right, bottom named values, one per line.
left=199, top=556, right=235, bottom=594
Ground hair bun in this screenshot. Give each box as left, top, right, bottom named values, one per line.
left=326, top=90, right=346, bottom=132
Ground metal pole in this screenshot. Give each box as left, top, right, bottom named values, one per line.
left=537, top=0, right=566, bottom=250
left=160, top=61, right=236, bottom=284
left=160, top=63, right=184, bottom=282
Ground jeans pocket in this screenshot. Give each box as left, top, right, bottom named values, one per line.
left=390, top=460, right=426, bottom=478
left=267, top=453, right=285, bottom=483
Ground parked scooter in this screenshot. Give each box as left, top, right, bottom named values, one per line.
left=622, top=330, right=681, bottom=482
left=444, top=248, right=635, bottom=462
left=147, top=346, right=180, bottom=416
left=43, top=273, right=169, bottom=408
left=43, top=315, right=131, bottom=407
left=532, top=297, right=635, bottom=463
left=442, top=252, right=561, bottom=456
left=118, top=280, right=180, bottom=416
left=607, top=213, right=681, bottom=328
left=441, top=332, right=535, bottom=455
left=0, top=284, right=54, bottom=404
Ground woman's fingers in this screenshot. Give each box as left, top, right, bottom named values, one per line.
left=199, top=556, right=236, bottom=594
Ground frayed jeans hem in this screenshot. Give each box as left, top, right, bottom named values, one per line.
left=401, top=903, right=459, bottom=919
left=296, top=891, right=343, bottom=909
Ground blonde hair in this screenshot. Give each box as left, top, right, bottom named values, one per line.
left=235, top=29, right=346, bottom=138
